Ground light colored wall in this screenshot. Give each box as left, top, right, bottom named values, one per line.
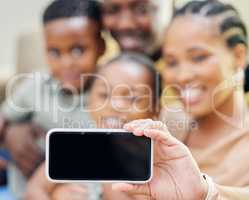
left=230, top=0, right=249, bottom=35
left=229, top=0, right=249, bottom=59
left=0, top=0, right=51, bottom=72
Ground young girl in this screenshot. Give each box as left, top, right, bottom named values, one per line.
left=25, top=52, right=159, bottom=200
left=112, top=1, right=249, bottom=199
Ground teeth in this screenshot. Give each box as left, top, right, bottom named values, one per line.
left=181, top=88, right=203, bottom=103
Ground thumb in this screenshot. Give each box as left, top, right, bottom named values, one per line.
left=112, top=183, right=150, bottom=196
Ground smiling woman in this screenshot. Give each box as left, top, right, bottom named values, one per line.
left=110, top=1, right=249, bottom=200
left=161, top=0, right=249, bottom=198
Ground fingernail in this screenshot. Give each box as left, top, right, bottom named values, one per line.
left=135, top=129, right=144, bottom=135
left=124, top=124, right=131, bottom=130
left=137, top=127, right=144, bottom=132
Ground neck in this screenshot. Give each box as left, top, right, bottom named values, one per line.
left=195, top=91, right=246, bottom=136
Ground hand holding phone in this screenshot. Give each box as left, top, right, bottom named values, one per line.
left=112, top=120, right=208, bottom=200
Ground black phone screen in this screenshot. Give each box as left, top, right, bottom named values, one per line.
left=48, top=131, right=152, bottom=181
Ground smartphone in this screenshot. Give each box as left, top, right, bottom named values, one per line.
left=46, top=128, right=153, bottom=183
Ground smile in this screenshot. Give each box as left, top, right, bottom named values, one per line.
left=181, top=86, right=205, bottom=106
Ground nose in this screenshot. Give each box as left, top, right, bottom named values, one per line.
left=118, top=10, right=137, bottom=31
left=177, top=65, right=196, bottom=86
left=111, top=97, right=130, bottom=113
left=61, top=54, right=73, bottom=69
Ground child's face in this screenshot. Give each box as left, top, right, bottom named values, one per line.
left=88, top=61, right=156, bottom=128
left=44, top=17, right=104, bottom=91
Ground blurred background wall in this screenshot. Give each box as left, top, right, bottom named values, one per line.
left=0, top=0, right=51, bottom=73
left=0, top=0, right=248, bottom=77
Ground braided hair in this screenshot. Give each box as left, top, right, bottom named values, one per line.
left=173, top=0, right=249, bottom=91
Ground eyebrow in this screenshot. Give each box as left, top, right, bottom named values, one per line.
left=187, top=47, right=206, bottom=52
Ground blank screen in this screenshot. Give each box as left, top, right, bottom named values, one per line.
left=48, top=131, right=152, bottom=181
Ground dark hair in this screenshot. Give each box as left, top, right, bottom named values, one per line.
left=173, top=0, right=249, bottom=91
left=102, top=52, right=161, bottom=104
left=43, top=0, right=102, bottom=25
left=173, top=0, right=247, bottom=48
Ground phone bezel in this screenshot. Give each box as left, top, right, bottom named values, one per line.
left=46, top=128, right=153, bottom=184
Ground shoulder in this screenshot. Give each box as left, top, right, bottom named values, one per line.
left=3, top=73, right=55, bottom=105
left=7, top=72, right=51, bottom=91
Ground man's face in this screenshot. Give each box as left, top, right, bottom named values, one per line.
left=102, top=0, right=157, bottom=54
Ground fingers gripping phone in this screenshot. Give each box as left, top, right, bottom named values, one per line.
left=46, top=129, right=153, bottom=183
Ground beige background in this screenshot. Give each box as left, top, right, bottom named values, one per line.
left=0, top=0, right=51, bottom=73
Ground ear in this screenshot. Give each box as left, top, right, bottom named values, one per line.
left=232, top=44, right=247, bottom=70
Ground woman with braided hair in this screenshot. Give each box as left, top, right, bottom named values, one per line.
left=110, top=1, right=249, bottom=200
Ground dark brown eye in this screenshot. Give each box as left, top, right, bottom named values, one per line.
left=122, top=95, right=137, bottom=103
left=48, top=48, right=60, bottom=58
left=132, top=3, right=154, bottom=16
left=191, top=54, right=210, bottom=63
left=103, top=5, right=120, bottom=15
left=165, top=57, right=178, bottom=68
